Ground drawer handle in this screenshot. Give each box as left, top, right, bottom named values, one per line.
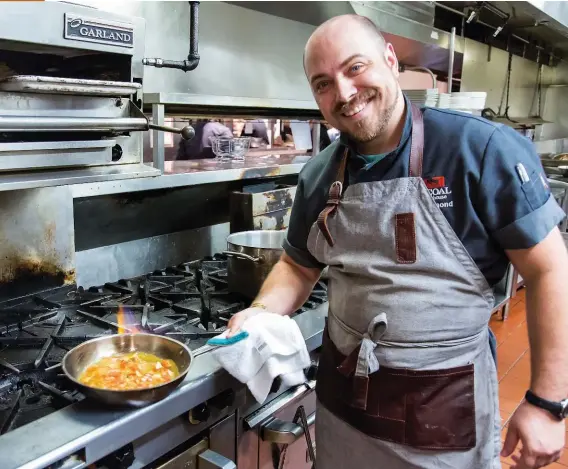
left=197, top=449, right=236, bottom=469
left=260, top=411, right=316, bottom=444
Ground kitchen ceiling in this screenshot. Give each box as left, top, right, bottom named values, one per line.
left=228, top=1, right=568, bottom=65
left=435, top=1, right=568, bottom=64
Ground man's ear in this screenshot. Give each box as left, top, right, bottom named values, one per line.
left=384, top=43, right=400, bottom=77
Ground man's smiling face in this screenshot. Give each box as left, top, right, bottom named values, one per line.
left=304, top=16, right=401, bottom=145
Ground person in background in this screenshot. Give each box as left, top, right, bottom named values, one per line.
left=240, top=119, right=270, bottom=147
left=273, top=120, right=295, bottom=147
left=176, top=119, right=232, bottom=160
left=227, top=13, right=568, bottom=469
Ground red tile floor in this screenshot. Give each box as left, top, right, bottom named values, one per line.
left=493, top=287, right=567, bottom=468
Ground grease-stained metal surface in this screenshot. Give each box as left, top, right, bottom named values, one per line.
left=230, top=185, right=297, bottom=233
left=71, top=154, right=310, bottom=198
left=0, top=186, right=75, bottom=301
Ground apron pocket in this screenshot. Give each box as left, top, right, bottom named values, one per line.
left=404, top=364, right=476, bottom=450
left=317, top=326, right=476, bottom=451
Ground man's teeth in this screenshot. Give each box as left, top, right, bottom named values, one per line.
left=343, top=101, right=368, bottom=117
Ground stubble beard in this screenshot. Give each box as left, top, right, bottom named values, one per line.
left=349, top=91, right=399, bottom=144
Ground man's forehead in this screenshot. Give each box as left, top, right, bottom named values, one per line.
left=305, top=29, right=377, bottom=76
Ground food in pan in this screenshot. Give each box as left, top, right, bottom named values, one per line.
left=78, top=352, right=180, bottom=390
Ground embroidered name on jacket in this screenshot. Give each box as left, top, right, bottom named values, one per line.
left=424, top=176, right=453, bottom=208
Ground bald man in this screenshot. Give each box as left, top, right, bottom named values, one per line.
left=228, top=15, right=568, bottom=469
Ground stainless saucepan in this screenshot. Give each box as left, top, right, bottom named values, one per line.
left=62, top=333, right=193, bottom=407
left=224, top=229, right=329, bottom=299
left=224, top=230, right=286, bottom=299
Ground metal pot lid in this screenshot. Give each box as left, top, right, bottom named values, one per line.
left=226, top=230, right=287, bottom=249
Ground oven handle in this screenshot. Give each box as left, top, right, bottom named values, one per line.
left=260, top=411, right=316, bottom=445
left=244, top=379, right=316, bottom=429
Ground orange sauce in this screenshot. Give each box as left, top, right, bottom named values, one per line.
left=78, top=352, right=179, bottom=390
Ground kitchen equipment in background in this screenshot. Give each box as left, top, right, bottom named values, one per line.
left=516, top=127, right=536, bottom=141
left=62, top=333, right=193, bottom=407
left=0, top=2, right=162, bottom=188
left=404, top=88, right=439, bottom=107
left=224, top=230, right=287, bottom=299
left=437, top=91, right=487, bottom=113
left=230, top=184, right=297, bottom=233
left=211, top=137, right=251, bottom=161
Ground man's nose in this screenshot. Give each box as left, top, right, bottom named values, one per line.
left=335, top=77, right=357, bottom=103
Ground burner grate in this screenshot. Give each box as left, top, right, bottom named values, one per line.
left=0, top=252, right=328, bottom=435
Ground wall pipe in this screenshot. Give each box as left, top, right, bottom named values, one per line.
left=143, top=1, right=200, bottom=72
left=404, top=66, right=437, bottom=89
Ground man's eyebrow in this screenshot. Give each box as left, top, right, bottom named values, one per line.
left=309, top=54, right=367, bottom=85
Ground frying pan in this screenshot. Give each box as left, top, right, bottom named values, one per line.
left=62, top=333, right=193, bottom=407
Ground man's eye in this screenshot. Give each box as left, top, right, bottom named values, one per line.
left=316, top=81, right=329, bottom=92
left=350, top=64, right=363, bottom=73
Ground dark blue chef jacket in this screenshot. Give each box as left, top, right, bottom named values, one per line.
left=283, top=94, right=566, bottom=287
left=283, top=94, right=566, bottom=364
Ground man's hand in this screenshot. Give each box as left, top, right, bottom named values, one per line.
left=224, top=253, right=322, bottom=338
left=226, top=307, right=265, bottom=337
left=501, top=400, right=565, bottom=468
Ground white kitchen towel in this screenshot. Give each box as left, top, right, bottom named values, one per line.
left=210, top=313, right=311, bottom=403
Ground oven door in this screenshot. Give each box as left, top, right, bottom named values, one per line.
left=241, top=380, right=317, bottom=469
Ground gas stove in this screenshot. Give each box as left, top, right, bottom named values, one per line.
left=0, top=253, right=328, bottom=437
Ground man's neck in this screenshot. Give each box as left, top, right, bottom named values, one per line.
left=355, top=90, right=407, bottom=156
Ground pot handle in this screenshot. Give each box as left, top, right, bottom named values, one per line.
left=223, top=250, right=261, bottom=263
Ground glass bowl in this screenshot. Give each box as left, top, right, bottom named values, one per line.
left=211, top=137, right=251, bottom=161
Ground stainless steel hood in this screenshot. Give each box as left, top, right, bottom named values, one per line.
left=225, top=1, right=464, bottom=79
left=509, top=1, right=568, bottom=54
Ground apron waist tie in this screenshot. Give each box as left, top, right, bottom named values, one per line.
left=336, top=313, right=387, bottom=410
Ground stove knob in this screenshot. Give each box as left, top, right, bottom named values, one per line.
left=305, top=362, right=319, bottom=381
left=189, top=403, right=210, bottom=424
left=208, top=389, right=235, bottom=411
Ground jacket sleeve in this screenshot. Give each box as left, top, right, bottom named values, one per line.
left=476, top=125, right=566, bottom=250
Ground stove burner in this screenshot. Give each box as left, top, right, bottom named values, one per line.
left=0, top=252, right=328, bottom=435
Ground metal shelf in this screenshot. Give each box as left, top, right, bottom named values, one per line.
left=143, top=93, right=322, bottom=119
left=70, top=154, right=310, bottom=198
left=488, top=116, right=551, bottom=128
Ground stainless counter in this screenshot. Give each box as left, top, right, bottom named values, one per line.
left=71, top=154, right=310, bottom=198
left=0, top=164, right=160, bottom=193
left=0, top=303, right=328, bottom=469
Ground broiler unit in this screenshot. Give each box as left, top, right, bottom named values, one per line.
left=0, top=76, right=149, bottom=172
left=0, top=1, right=193, bottom=190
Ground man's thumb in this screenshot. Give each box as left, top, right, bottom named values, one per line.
left=501, top=425, right=519, bottom=457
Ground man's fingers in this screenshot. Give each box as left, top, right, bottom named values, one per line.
left=533, top=449, right=562, bottom=468
left=511, top=445, right=562, bottom=469
left=226, top=319, right=242, bottom=337
left=502, top=425, right=520, bottom=457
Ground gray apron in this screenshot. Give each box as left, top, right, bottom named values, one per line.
left=307, top=104, right=502, bottom=468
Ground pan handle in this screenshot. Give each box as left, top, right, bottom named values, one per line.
left=222, top=250, right=261, bottom=263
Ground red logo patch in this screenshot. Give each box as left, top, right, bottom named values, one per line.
left=424, top=176, right=445, bottom=189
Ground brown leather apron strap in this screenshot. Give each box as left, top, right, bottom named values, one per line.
left=409, top=103, right=424, bottom=178
left=336, top=343, right=370, bottom=410
left=316, top=147, right=349, bottom=247
left=316, top=102, right=425, bottom=247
